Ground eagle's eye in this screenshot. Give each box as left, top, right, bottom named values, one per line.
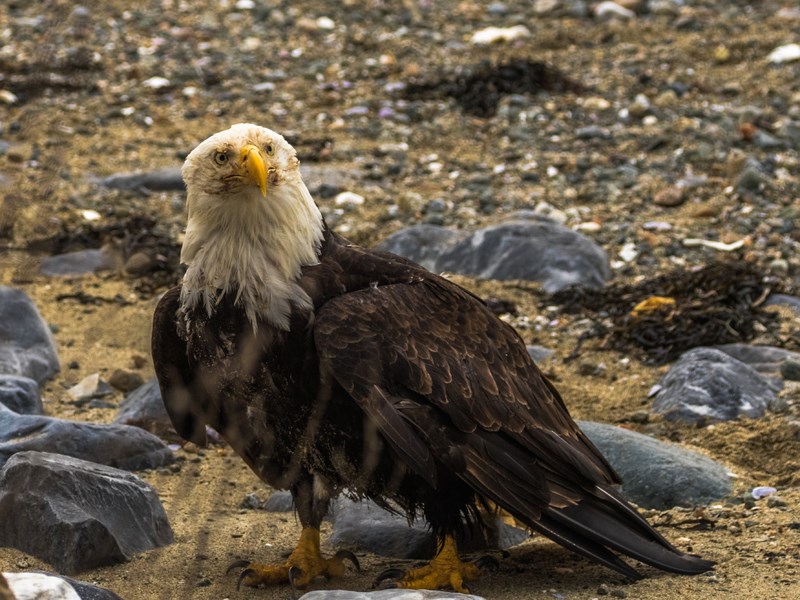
left=213, top=151, right=228, bottom=166
left=265, top=143, right=274, bottom=156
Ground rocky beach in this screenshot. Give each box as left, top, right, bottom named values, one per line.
left=1, top=1, right=799, bottom=599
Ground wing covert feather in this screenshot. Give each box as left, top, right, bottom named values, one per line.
left=314, top=278, right=620, bottom=514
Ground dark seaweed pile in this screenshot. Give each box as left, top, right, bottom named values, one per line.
left=549, top=261, right=785, bottom=365
left=403, top=59, right=584, bottom=118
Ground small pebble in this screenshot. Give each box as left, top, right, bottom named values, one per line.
left=779, top=359, right=800, bottom=381
left=109, top=369, right=145, bottom=392
left=595, top=1, right=636, bottom=20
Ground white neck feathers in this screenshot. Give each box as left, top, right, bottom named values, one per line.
left=179, top=177, right=324, bottom=331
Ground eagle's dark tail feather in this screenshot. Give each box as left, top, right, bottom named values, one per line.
left=521, top=485, right=714, bottom=579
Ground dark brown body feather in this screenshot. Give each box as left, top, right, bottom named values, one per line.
left=152, top=227, right=712, bottom=579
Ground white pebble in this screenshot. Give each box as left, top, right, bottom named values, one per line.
left=751, top=486, right=777, bottom=499
left=595, top=1, right=636, bottom=20
left=619, top=242, right=638, bottom=262
left=682, top=238, right=745, bottom=252
left=470, top=25, right=530, bottom=45
left=767, top=43, right=800, bottom=64
left=142, top=76, right=170, bottom=89
left=334, top=191, right=365, bottom=207
left=316, top=16, right=335, bottom=30
left=0, top=89, right=19, bottom=104
left=573, top=221, right=601, bottom=232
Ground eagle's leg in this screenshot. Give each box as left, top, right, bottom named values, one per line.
left=376, top=534, right=485, bottom=593
left=231, top=476, right=359, bottom=590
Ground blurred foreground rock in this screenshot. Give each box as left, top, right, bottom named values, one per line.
left=0, top=452, right=173, bottom=575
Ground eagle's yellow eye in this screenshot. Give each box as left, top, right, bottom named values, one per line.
left=265, top=143, right=274, bottom=156
left=213, top=151, right=228, bottom=165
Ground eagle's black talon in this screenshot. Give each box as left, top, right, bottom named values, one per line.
left=334, top=549, right=361, bottom=572
left=226, top=559, right=251, bottom=575
left=287, top=565, right=305, bottom=590
left=236, top=568, right=255, bottom=591
left=474, top=555, right=500, bottom=572
left=376, top=579, right=400, bottom=590
left=373, top=568, right=405, bottom=588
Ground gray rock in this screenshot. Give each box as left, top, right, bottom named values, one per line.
left=378, top=220, right=610, bottom=292
left=752, top=130, right=785, bottom=149
left=0, top=375, right=42, bottom=415
left=113, top=377, right=176, bottom=439
left=329, top=499, right=433, bottom=559
left=328, top=498, right=527, bottom=560
left=534, top=0, right=588, bottom=18
left=301, top=165, right=356, bottom=199
left=526, top=345, right=555, bottom=364
left=575, top=125, right=611, bottom=140
left=376, top=225, right=469, bottom=272
left=67, top=373, right=114, bottom=402
left=263, top=490, right=294, bottom=512
left=578, top=421, right=732, bottom=509
left=1, top=403, right=174, bottom=471
left=100, top=168, right=184, bottom=193
left=0, top=286, right=60, bottom=384
left=108, top=369, right=144, bottom=393
left=437, top=220, right=610, bottom=292
left=736, top=159, right=765, bottom=193
left=715, top=343, right=800, bottom=379
left=651, top=348, right=778, bottom=423
left=780, top=359, right=800, bottom=381
left=765, top=293, right=800, bottom=315
left=0, top=451, right=173, bottom=574
left=300, top=591, right=484, bottom=600
left=39, top=249, right=115, bottom=277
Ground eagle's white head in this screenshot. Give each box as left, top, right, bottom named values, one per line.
left=179, top=123, right=324, bottom=331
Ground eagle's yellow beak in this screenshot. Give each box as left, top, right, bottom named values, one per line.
left=240, top=144, right=267, bottom=197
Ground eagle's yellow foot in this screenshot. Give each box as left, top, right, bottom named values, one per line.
left=227, top=527, right=359, bottom=590
left=374, top=535, right=497, bottom=593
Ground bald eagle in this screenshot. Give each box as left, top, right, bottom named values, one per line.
left=152, top=123, right=713, bottom=591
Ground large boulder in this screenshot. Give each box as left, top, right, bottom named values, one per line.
left=651, top=348, right=779, bottom=423
left=377, top=218, right=610, bottom=292
left=579, top=421, right=733, bottom=509
left=0, top=451, right=173, bottom=575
